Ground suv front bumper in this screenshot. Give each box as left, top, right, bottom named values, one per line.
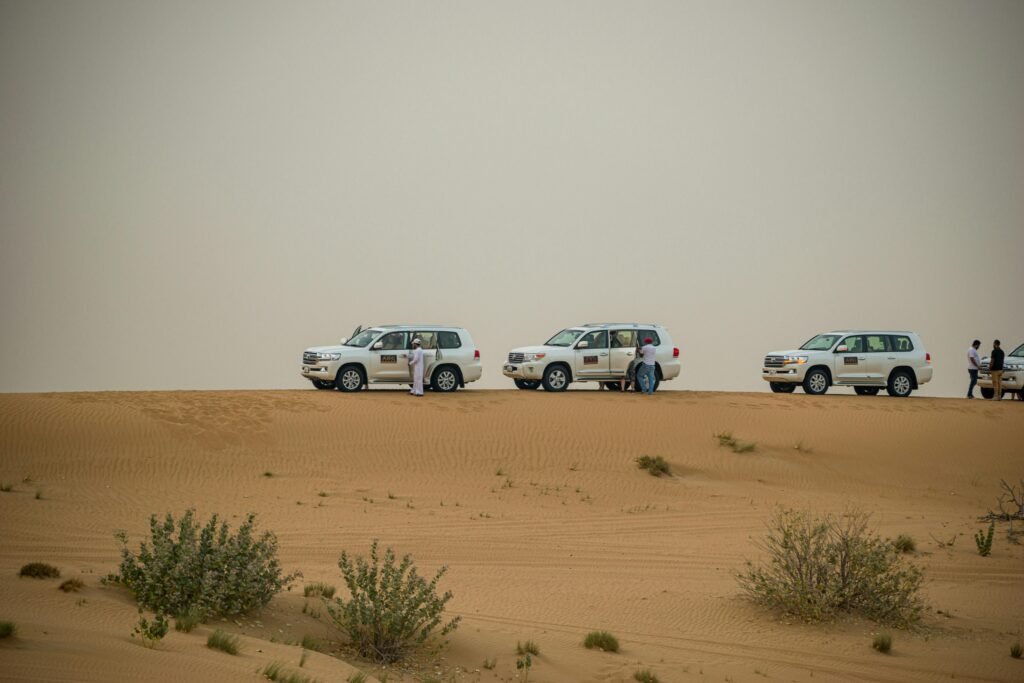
left=502, top=363, right=544, bottom=381
left=761, top=366, right=807, bottom=383
left=301, top=363, right=340, bottom=381
left=978, top=369, right=1022, bottom=391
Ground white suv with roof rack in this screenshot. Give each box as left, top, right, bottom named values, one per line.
left=301, top=325, right=482, bottom=392
left=978, top=342, right=1024, bottom=400
left=762, top=330, right=932, bottom=397
left=502, top=323, right=681, bottom=392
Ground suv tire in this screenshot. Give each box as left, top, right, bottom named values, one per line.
left=542, top=364, right=571, bottom=392
left=887, top=370, right=914, bottom=397
left=514, top=379, right=541, bottom=390
left=335, top=365, right=365, bottom=392
left=312, top=380, right=335, bottom=390
left=854, top=386, right=880, bottom=396
left=431, top=365, right=460, bottom=392
left=769, top=382, right=796, bottom=394
left=802, top=368, right=830, bottom=395
left=980, top=387, right=994, bottom=399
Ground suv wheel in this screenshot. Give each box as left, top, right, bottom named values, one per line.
left=514, top=379, right=541, bottom=390
left=887, top=370, right=914, bottom=397
left=542, top=364, right=570, bottom=392
left=802, top=368, right=830, bottom=395
left=312, top=380, right=334, bottom=390
left=769, top=382, right=796, bottom=394
left=980, top=387, right=994, bottom=399
left=335, top=365, right=365, bottom=392
left=432, top=366, right=460, bottom=392
left=854, top=386, right=880, bottom=396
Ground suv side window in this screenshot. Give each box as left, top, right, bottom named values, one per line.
left=578, top=330, right=608, bottom=349
left=890, top=335, right=914, bottom=352
left=638, top=330, right=662, bottom=346
left=379, top=331, right=408, bottom=350
left=610, top=330, right=636, bottom=348
left=838, top=335, right=864, bottom=353
left=413, top=331, right=438, bottom=349
left=438, top=331, right=462, bottom=349
left=864, top=335, right=891, bottom=353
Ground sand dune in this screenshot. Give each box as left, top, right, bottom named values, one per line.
left=1, top=390, right=1022, bottom=682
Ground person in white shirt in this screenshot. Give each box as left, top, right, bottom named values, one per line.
left=966, top=339, right=981, bottom=399
left=409, top=338, right=425, bottom=397
left=637, top=337, right=658, bottom=395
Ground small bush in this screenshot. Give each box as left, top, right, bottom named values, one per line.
left=635, top=455, right=670, bottom=477
left=516, top=640, right=540, bottom=656
left=207, top=629, right=240, bottom=654
left=975, top=522, right=994, bottom=556
left=0, top=621, right=15, bottom=639
left=738, top=508, right=924, bottom=627
left=715, top=431, right=756, bottom=453
left=583, top=631, right=619, bottom=652
left=872, top=633, right=892, bottom=653
left=1011, top=640, right=1022, bottom=658
left=0, top=483, right=13, bottom=492
left=262, top=662, right=319, bottom=683
left=114, top=509, right=298, bottom=618
left=174, top=606, right=205, bottom=632
left=892, top=534, right=916, bottom=554
left=19, top=562, right=60, bottom=579
left=59, top=578, right=84, bottom=592
left=132, top=610, right=169, bottom=648
left=301, top=634, right=321, bottom=651
left=634, top=670, right=661, bottom=683
left=347, top=673, right=367, bottom=683
left=303, top=582, right=336, bottom=599
left=482, top=657, right=496, bottom=669
left=326, top=540, right=460, bottom=663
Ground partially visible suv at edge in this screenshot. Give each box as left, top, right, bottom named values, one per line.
left=978, top=342, right=1024, bottom=399
left=502, top=323, right=681, bottom=392
left=301, top=325, right=482, bottom=392
left=762, top=330, right=932, bottom=397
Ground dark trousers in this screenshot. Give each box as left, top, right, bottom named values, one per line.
left=967, top=369, right=978, bottom=397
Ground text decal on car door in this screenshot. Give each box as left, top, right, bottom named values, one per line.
left=844, top=357, right=858, bottom=365
left=381, top=355, right=397, bottom=364
left=584, top=356, right=598, bottom=365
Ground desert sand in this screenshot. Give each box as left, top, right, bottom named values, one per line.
left=0, top=389, right=1022, bottom=683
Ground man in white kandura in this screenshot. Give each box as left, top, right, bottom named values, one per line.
left=409, top=338, right=425, bottom=397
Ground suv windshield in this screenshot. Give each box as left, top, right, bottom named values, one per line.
left=1011, top=343, right=1024, bottom=358
left=800, top=334, right=840, bottom=351
left=545, top=329, right=584, bottom=347
left=345, top=329, right=382, bottom=347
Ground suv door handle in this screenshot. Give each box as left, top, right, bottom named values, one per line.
left=857, top=356, right=866, bottom=360
left=626, top=352, right=634, bottom=356
left=887, top=357, right=896, bottom=360
left=599, top=352, right=608, bottom=356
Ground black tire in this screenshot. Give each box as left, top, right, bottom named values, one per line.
left=769, top=382, right=796, bottom=394
left=887, top=370, right=914, bottom=397
left=542, top=364, right=571, bottom=392
left=980, top=387, right=994, bottom=400
left=514, top=379, right=541, bottom=390
left=802, top=368, right=830, bottom=395
left=335, top=365, right=365, bottom=392
left=854, top=386, right=880, bottom=396
left=312, top=379, right=335, bottom=390
left=431, top=365, right=460, bottom=392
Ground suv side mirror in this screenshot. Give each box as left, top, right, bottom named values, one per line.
left=835, top=345, right=848, bottom=353
left=576, top=340, right=590, bottom=349
left=371, top=342, right=383, bottom=351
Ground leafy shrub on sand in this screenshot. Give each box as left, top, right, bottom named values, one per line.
left=1011, top=640, right=1022, bottom=658
left=303, top=582, right=336, bottom=599
left=635, top=455, right=670, bottom=477
left=175, top=606, right=204, bottom=633
left=114, top=509, right=298, bottom=619
left=300, top=634, right=321, bottom=651
left=347, top=673, right=368, bottom=683
left=583, top=631, right=620, bottom=652
left=892, top=534, right=916, bottom=554
left=738, top=508, right=924, bottom=627
left=0, top=621, right=15, bottom=639
left=715, top=432, right=756, bottom=453
left=326, top=540, right=459, bottom=663
left=206, top=629, right=240, bottom=654
left=131, top=609, right=169, bottom=648
left=59, top=578, right=84, bottom=592
left=975, top=522, right=994, bottom=557
left=19, top=562, right=60, bottom=579
left=263, top=661, right=320, bottom=683
left=516, top=640, right=540, bottom=656
left=634, top=670, right=661, bottom=683
left=872, top=633, right=892, bottom=653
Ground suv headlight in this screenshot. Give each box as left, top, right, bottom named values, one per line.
left=316, top=352, right=342, bottom=361
left=783, top=355, right=808, bottom=365
left=524, top=353, right=547, bottom=362
left=1006, top=363, right=1023, bottom=371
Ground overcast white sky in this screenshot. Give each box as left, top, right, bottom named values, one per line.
left=2, top=1, right=1022, bottom=396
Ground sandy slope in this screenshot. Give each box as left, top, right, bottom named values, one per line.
left=0, top=389, right=1022, bottom=683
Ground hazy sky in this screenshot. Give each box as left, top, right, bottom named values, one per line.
left=2, top=1, right=1022, bottom=396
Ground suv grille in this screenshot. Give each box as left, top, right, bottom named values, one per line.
left=508, top=352, right=525, bottom=364
left=764, top=355, right=786, bottom=368
left=303, top=352, right=319, bottom=364
left=980, top=361, right=990, bottom=371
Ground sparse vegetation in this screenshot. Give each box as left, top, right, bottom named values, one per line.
left=303, top=582, right=336, bottom=599
left=206, top=629, right=240, bottom=654
left=872, top=633, right=892, bottom=653
left=301, top=634, right=321, bottom=651
left=715, top=432, right=756, bottom=453
left=19, top=562, right=60, bottom=579
left=263, top=471, right=274, bottom=477
left=114, top=509, right=298, bottom=618
left=483, top=657, right=496, bottom=669
left=975, top=522, right=994, bottom=556
left=583, top=630, right=619, bottom=652
left=0, top=483, right=13, bottom=492
left=516, top=640, right=540, bottom=656
left=347, top=673, right=368, bottom=683
left=892, top=534, right=916, bottom=554
left=516, top=653, right=533, bottom=682
left=59, top=578, right=84, bottom=592
left=634, top=670, right=661, bottom=683
left=35, top=489, right=42, bottom=500
left=635, top=455, right=670, bottom=477
left=131, top=610, right=169, bottom=648
left=1011, top=640, right=1022, bottom=659
left=174, top=607, right=204, bottom=632
left=738, top=508, right=924, bottom=627
left=262, top=661, right=319, bottom=683
left=0, top=621, right=15, bottom=639
left=326, top=540, right=460, bottom=663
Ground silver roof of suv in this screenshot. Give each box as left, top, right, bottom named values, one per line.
left=580, top=322, right=664, bottom=329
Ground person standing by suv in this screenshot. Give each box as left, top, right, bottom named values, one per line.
left=409, top=338, right=425, bottom=397
left=967, top=339, right=982, bottom=399
left=638, top=337, right=657, bottom=395
left=989, top=340, right=1005, bottom=400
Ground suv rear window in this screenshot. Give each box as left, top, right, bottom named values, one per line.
left=638, top=330, right=662, bottom=346
left=890, top=335, right=914, bottom=352
left=438, top=331, right=462, bottom=349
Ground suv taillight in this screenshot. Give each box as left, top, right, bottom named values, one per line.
left=474, top=350, right=480, bottom=360
left=673, top=347, right=680, bottom=358
left=926, top=353, right=931, bottom=363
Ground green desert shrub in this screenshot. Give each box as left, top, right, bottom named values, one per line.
left=583, top=630, right=619, bottom=652
left=872, top=633, right=892, bottom=653
left=635, top=455, right=670, bottom=477
left=206, top=629, right=240, bottom=654
left=19, top=562, right=60, bottom=579
left=975, top=522, right=994, bottom=557
left=326, top=540, right=460, bottom=663
left=0, top=621, right=15, bottom=639
left=1011, top=640, right=1022, bottom=659
left=174, top=606, right=205, bottom=632
left=738, top=508, right=924, bottom=627
left=59, top=578, right=84, bottom=592
left=300, top=634, right=321, bottom=651
left=516, top=640, right=540, bottom=656
left=634, top=670, right=661, bottom=683
left=303, top=582, right=336, bottom=599
left=892, top=534, right=916, bottom=554
left=114, top=509, right=298, bottom=618
left=346, top=673, right=368, bottom=683
left=131, top=610, right=169, bottom=648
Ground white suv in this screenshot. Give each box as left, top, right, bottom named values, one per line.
left=301, top=325, right=482, bottom=392
left=502, top=323, right=681, bottom=392
left=978, top=342, right=1024, bottom=400
left=762, top=331, right=933, bottom=397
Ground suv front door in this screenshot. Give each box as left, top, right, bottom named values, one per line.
left=574, top=330, right=609, bottom=377
left=833, top=335, right=867, bottom=384
left=368, top=331, right=412, bottom=382
left=609, top=330, right=638, bottom=377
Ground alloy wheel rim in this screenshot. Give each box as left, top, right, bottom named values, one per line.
left=810, top=374, right=826, bottom=392
left=342, top=370, right=361, bottom=390
left=438, top=371, right=456, bottom=390
left=895, top=376, right=910, bottom=394
left=550, top=370, right=566, bottom=388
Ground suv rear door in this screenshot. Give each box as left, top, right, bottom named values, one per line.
left=609, top=329, right=638, bottom=377
left=574, top=330, right=610, bottom=377
left=859, top=334, right=892, bottom=383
